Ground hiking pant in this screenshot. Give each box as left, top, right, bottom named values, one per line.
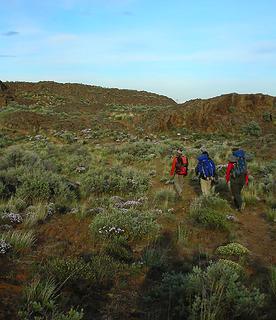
left=230, top=175, right=246, bottom=210
left=200, top=178, right=214, bottom=196
left=174, top=174, right=184, bottom=197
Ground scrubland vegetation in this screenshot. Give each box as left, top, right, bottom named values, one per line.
left=0, top=91, right=275, bottom=319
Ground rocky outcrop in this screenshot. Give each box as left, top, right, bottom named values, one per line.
left=0, top=81, right=13, bottom=107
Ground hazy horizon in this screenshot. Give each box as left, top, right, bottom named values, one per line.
left=1, top=0, right=276, bottom=102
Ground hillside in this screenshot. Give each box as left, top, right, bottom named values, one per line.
left=0, top=81, right=275, bottom=136
left=0, top=80, right=276, bottom=320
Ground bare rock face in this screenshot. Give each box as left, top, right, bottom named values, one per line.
left=0, top=81, right=8, bottom=92
left=0, top=81, right=13, bottom=107
left=0, top=80, right=9, bottom=107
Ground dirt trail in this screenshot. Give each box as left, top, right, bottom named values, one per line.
left=159, top=177, right=276, bottom=266
left=237, top=208, right=276, bottom=265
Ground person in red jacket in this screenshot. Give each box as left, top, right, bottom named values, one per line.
left=226, top=148, right=249, bottom=211
left=170, top=148, right=188, bottom=198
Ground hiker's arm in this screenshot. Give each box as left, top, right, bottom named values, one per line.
left=170, top=158, right=176, bottom=176
left=225, top=162, right=233, bottom=183
left=245, top=172, right=249, bottom=185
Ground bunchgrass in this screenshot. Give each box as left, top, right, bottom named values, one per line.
left=24, top=203, right=48, bottom=227
left=242, top=182, right=260, bottom=205
left=1, top=230, right=35, bottom=253
left=177, top=223, right=190, bottom=246
left=154, top=188, right=176, bottom=208
left=266, top=208, right=276, bottom=223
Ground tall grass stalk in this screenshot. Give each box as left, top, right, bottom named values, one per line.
left=1, top=230, right=35, bottom=253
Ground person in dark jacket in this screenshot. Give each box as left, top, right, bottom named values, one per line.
left=170, top=148, right=188, bottom=198
left=195, top=147, right=216, bottom=196
left=226, top=148, right=249, bottom=211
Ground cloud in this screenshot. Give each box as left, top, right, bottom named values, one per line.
left=2, top=31, right=19, bottom=36
left=254, top=41, right=276, bottom=55
left=0, top=54, right=16, bottom=57
left=122, top=11, right=133, bottom=16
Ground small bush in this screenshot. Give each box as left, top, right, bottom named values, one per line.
left=114, top=141, right=166, bottom=163
left=141, top=247, right=168, bottom=268
left=90, top=208, right=160, bottom=242
left=242, top=121, right=262, bottom=137
left=216, top=242, right=250, bottom=257
left=263, top=111, right=272, bottom=122
left=103, top=236, right=133, bottom=263
left=41, top=255, right=121, bottom=286
left=16, top=170, right=76, bottom=205
left=81, top=166, right=149, bottom=196
left=186, top=261, right=265, bottom=320
left=189, top=195, right=231, bottom=230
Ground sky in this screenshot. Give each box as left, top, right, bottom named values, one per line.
left=1, top=0, right=276, bottom=102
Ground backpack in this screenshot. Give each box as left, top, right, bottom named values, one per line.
left=231, top=150, right=247, bottom=178
left=175, top=156, right=188, bottom=175
left=198, top=158, right=216, bottom=178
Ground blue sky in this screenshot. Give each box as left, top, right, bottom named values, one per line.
left=1, top=0, right=276, bottom=102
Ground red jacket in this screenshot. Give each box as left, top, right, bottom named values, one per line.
left=170, top=156, right=188, bottom=176
left=226, top=162, right=249, bottom=184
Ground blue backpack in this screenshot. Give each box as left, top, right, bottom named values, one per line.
left=232, top=150, right=247, bottom=178
left=197, top=154, right=216, bottom=178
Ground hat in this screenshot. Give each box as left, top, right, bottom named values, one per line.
left=200, top=146, right=207, bottom=153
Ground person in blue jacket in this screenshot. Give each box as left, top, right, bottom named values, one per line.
left=195, top=147, right=216, bottom=196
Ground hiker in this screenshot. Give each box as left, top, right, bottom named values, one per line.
left=195, top=148, right=216, bottom=196
left=170, top=148, right=188, bottom=198
left=226, top=148, right=249, bottom=211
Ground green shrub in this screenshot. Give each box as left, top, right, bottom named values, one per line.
left=41, top=255, right=121, bottom=286
left=16, top=170, right=76, bottom=204
left=114, top=141, right=166, bottom=163
left=186, top=261, right=265, bottom=320
left=0, top=167, right=24, bottom=199
left=189, top=195, right=231, bottom=230
left=103, top=236, right=133, bottom=263
left=141, top=247, right=168, bottom=268
left=263, top=111, right=272, bottom=122
left=90, top=208, right=160, bottom=242
left=81, top=166, right=149, bottom=196
left=242, top=121, right=262, bottom=137
left=216, top=243, right=250, bottom=257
